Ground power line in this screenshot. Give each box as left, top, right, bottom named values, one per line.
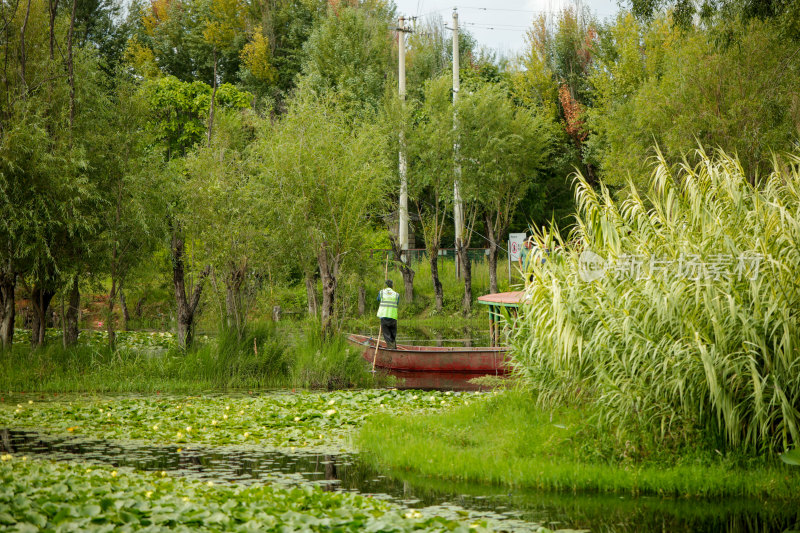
left=465, top=22, right=531, bottom=30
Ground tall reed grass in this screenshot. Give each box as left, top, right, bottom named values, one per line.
left=0, top=321, right=383, bottom=392
left=513, top=150, right=800, bottom=454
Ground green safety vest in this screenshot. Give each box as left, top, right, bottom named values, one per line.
left=377, top=288, right=399, bottom=320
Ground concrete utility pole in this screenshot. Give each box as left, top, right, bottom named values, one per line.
left=451, top=8, right=464, bottom=277
left=398, top=16, right=409, bottom=263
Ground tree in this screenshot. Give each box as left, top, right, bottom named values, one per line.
left=513, top=6, right=598, bottom=183
left=0, top=0, right=103, bottom=348
left=144, top=75, right=252, bottom=348
left=406, top=76, right=454, bottom=312
left=586, top=14, right=800, bottom=187
left=299, top=4, right=393, bottom=117
left=456, top=83, right=554, bottom=294
left=251, top=94, right=390, bottom=335
left=183, top=109, right=265, bottom=339
left=94, top=76, right=166, bottom=349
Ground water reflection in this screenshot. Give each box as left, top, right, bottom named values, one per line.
left=2, top=429, right=798, bottom=532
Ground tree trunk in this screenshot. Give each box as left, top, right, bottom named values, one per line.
left=64, top=276, right=79, bottom=346
left=30, top=285, right=55, bottom=347
left=429, top=249, right=443, bottom=312
left=316, top=242, right=337, bottom=337
left=0, top=271, right=15, bottom=350
left=456, top=238, right=472, bottom=315
left=305, top=271, right=318, bottom=317
left=134, top=296, right=145, bottom=318
left=224, top=264, right=246, bottom=339
left=357, top=285, right=366, bottom=316
left=172, top=232, right=210, bottom=349
left=48, top=0, right=59, bottom=60
left=484, top=212, right=499, bottom=294
left=19, top=0, right=32, bottom=91
left=66, top=0, right=76, bottom=128
left=107, top=276, right=116, bottom=350
left=207, top=50, right=217, bottom=143
left=119, top=281, right=130, bottom=331
left=388, top=234, right=414, bottom=302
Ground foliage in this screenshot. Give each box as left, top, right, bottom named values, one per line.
left=288, top=325, right=374, bottom=389
left=249, top=93, right=391, bottom=333
left=0, top=457, right=500, bottom=531
left=299, top=5, right=393, bottom=117
left=586, top=15, right=800, bottom=187
left=513, top=150, right=800, bottom=454
left=358, top=390, right=800, bottom=500
left=0, top=390, right=473, bottom=453
left=182, top=109, right=266, bottom=335
left=144, top=75, right=252, bottom=157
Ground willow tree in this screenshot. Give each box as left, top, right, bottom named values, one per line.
left=457, top=82, right=554, bottom=294
left=406, top=76, right=454, bottom=312
left=183, top=109, right=265, bottom=339
left=251, top=93, right=390, bottom=336
left=0, top=0, right=102, bottom=348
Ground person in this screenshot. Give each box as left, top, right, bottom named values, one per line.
left=376, top=279, right=399, bottom=349
left=519, top=237, right=546, bottom=282
left=519, top=238, right=535, bottom=283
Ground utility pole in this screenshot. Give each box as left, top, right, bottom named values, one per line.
left=398, top=16, right=409, bottom=263
left=451, top=8, right=464, bottom=278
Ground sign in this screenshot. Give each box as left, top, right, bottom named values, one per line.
left=508, top=233, right=527, bottom=261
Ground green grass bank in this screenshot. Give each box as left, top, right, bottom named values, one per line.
left=0, top=321, right=390, bottom=393
left=356, top=390, right=800, bottom=500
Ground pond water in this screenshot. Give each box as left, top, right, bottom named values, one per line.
left=3, top=428, right=798, bottom=532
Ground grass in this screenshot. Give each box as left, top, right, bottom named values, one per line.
left=356, top=390, right=800, bottom=500
left=0, top=320, right=389, bottom=393
left=513, top=150, right=800, bottom=454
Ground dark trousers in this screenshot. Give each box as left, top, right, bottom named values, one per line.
left=380, top=317, right=397, bottom=348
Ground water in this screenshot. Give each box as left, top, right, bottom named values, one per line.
left=2, top=428, right=798, bottom=532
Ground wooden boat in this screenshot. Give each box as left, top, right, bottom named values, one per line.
left=348, top=290, right=524, bottom=375
left=347, top=334, right=508, bottom=373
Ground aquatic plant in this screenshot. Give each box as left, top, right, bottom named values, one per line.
left=0, top=390, right=476, bottom=453
left=0, top=456, right=503, bottom=532
left=513, top=150, right=800, bottom=454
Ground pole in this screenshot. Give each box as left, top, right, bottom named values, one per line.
left=452, top=8, right=463, bottom=279
left=507, top=240, right=511, bottom=286
left=398, top=16, right=409, bottom=263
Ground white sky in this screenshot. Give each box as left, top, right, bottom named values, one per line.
left=393, top=0, right=623, bottom=57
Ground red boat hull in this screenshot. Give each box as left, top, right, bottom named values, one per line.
left=347, top=334, right=507, bottom=373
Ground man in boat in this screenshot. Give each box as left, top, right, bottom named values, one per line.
left=376, top=279, right=399, bottom=349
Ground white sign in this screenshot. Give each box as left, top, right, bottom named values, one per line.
left=508, top=233, right=527, bottom=261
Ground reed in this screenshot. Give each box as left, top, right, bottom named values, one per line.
left=513, top=150, right=800, bottom=454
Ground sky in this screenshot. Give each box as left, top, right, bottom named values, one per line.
left=393, top=0, right=623, bottom=57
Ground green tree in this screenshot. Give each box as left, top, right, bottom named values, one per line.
left=405, top=76, right=453, bottom=312
left=299, top=4, right=393, bottom=117
left=457, top=83, right=554, bottom=294
left=183, top=109, right=265, bottom=339
left=0, top=0, right=104, bottom=348
left=95, top=76, right=167, bottom=349
left=251, top=94, right=391, bottom=335
left=587, top=15, right=800, bottom=187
